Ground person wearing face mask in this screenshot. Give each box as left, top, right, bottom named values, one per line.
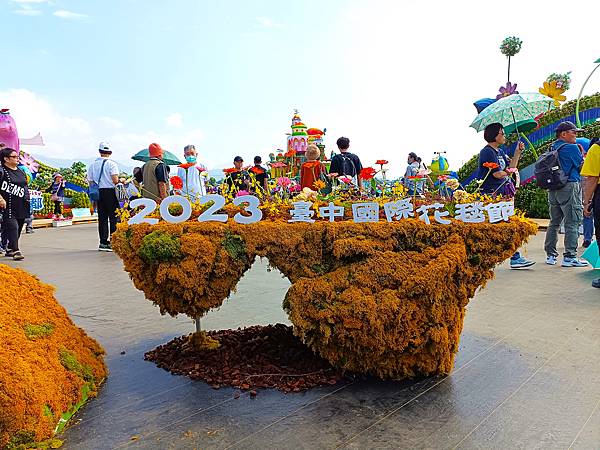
left=176, top=144, right=207, bottom=201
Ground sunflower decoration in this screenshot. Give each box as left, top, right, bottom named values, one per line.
left=539, top=80, right=567, bottom=106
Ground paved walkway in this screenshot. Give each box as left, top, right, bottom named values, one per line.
left=4, top=224, right=600, bottom=449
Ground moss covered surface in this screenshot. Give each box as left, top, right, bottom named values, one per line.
left=0, top=265, right=107, bottom=449
left=112, top=218, right=537, bottom=379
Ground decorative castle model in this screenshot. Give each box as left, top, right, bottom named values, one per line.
left=269, top=110, right=327, bottom=178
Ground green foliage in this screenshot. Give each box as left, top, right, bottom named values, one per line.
left=23, top=323, right=54, bottom=340
left=59, top=348, right=94, bottom=383
left=137, top=231, right=183, bottom=263
left=6, top=431, right=36, bottom=449
left=69, top=192, right=91, bottom=209
left=515, top=183, right=549, bottom=218
left=500, top=36, right=522, bottom=57
left=547, top=72, right=572, bottom=91
left=222, top=231, right=247, bottom=262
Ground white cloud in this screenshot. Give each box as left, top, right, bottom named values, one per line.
left=256, top=16, right=283, bottom=29
left=165, top=113, right=183, bottom=128
left=0, top=89, right=205, bottom=168
left=53, top=10, right=88, bottom=20
left=14, top=8, right=42, bottom=15
left=100, top=116, right=123, bottom=129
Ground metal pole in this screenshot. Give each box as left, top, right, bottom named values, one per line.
left=575, top=61, right=600, bottom=128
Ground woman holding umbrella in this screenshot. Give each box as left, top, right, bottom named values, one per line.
left=477, top=122, right=535, bottom=269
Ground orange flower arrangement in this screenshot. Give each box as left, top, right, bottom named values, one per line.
left=223, top=167, right=238, bottom=174
left=170, top=176, right=183, bottom=190
left=112, top=218, right=537, bottom=379
left=249, top=166, right=265, bottom=175
left=0, top=265, right=106, bottom=448
left=359, top=167, right=377, bottom=180
left=483, top=162, right=499, bottom=169
left=284, top=149, right=297, bottom=158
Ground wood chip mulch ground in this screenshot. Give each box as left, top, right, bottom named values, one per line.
left=145, top=324, right=349, bottom=393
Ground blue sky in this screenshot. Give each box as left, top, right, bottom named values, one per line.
left=2, top=0, right=599, bottom=176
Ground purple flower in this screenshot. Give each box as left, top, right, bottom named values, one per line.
left=496, top=82, right=518, bottom=99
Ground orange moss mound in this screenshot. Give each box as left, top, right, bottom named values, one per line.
left=112, top=218, right=536, bottom=379
left=0, top=264, right=107, bottom=449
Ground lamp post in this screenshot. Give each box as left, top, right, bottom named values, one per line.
left=575, top=58, right=600, bottom=128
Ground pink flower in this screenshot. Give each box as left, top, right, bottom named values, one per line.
left=338, top=176, right=353, bottom=184
left=437, top=175, right=449, bottom=182
left=505, top=167, right=517, bottom=174
left=276, top=177, right=292, bottom=187
left=236, top=190, right=250, bottom=197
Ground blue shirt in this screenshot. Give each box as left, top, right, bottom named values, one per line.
left=553, top=139, right=583, bottom=182
left=477, top=145, right=510, bottom=194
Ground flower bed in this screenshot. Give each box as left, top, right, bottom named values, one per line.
left=0, top=265, right=106, bottom=449
left=112, top=217, right=536, bottom=379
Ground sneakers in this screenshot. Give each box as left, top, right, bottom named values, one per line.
left=98, top=243, right=113, bottom=252
left=561, top=257, right=589, bottom=267
left=510, top=256, right=535, bottom=269
left=12, top=251, right=24, bottom=261
left=546, top=255, right=557, bottom=265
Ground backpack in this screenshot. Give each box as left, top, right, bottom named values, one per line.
left=534, top=143, right=569, bottom=190
left=337, top=153, right=357, bottom=177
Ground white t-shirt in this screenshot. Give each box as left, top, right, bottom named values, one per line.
left=176, top=165, right=206, bottom=200
left=87, top=157, right=119, bottom=189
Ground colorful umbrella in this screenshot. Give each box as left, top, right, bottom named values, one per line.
left=470, top=93, right=555, bottom=158
left=132, top=148, right=182, bottom=166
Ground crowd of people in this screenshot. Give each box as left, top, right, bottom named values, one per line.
left=477, top=120, right=600, bottom=287
left=2, top=125, right=599, bottom=280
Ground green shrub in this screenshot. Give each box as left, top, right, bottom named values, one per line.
left=23, top=323, right=54, bottom=340
left=59, top=348, right=94, bottom=383
left=515, top=183, right=549, bottom=218
left=137, top=231, right=183, bottom=263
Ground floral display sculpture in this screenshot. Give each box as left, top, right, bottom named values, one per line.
left=500, top=36, right=523, bottom=83
left=112, top=194, right=536, bottom=380
left=0, top=265, right=106, bottom=449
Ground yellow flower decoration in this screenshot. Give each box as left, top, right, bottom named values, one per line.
left=539, top=80, right=566, bottom=106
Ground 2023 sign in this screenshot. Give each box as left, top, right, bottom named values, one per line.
left=128, top=194, right=262, bottom=225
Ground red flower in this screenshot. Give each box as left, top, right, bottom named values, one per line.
left=359, top=167, right=377, bottom=180
left=178, top=162, right=195, bottom=169
left=437, top=175, right=449, bottom=182
left=375, top=159, right=388, bottom=165
left=170, top=176, right=183, bottom=190
left=483, top=162, right=499, bottom=169
left=223, top=167, right=238, bottom=174
left=249, top=166, right=265, bottom=175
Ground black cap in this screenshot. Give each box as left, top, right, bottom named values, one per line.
left=233, top=155, right=243, bottom=162
left=555, top=121, right=583, bottom=135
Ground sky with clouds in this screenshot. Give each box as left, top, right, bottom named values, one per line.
left=1, top=0, right=599, bottom=176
